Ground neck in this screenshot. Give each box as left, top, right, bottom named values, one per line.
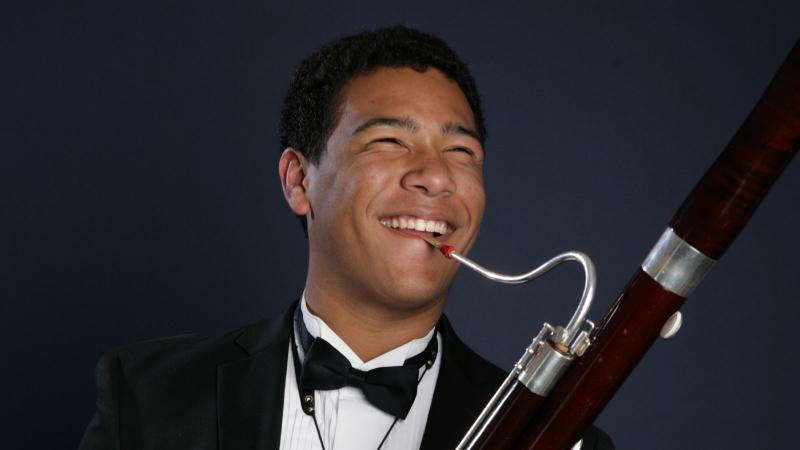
left=303, top=281, right=445, bottom=362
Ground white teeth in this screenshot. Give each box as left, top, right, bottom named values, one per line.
left=380, top=216, right=452, bottom=234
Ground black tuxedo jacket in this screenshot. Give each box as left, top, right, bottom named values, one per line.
left=79, top=302, right=613, bottom=449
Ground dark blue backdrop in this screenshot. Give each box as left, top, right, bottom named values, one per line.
left=3, top=1, right=798, bottom=448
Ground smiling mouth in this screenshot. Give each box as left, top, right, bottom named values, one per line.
left=378, top=215, right=454, bottom=238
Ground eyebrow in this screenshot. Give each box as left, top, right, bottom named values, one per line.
left=352, top=117, right=419, bottom=135
left=442, top=122, right=482, bottom=142
left=352, top=116, right=482, bottom=143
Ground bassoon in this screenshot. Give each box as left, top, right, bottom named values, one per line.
left=425, top=39, right=800, bottom=449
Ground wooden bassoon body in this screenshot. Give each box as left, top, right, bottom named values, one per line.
left=461, top=39, right=800, bottom=450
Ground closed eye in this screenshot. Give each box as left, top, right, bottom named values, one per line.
left=448, top=146, right=475, bottom=156
left=363, top=137, right=407, bottom=153
left=373, top=137, right=403, bottom=145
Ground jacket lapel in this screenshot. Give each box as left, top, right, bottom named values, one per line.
left=218, top=303, right=296, bottom=450
left=420, top=316, right=504, bottom=450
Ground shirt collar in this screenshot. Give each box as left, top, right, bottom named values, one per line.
left=300, top=293, right=436, bottom=371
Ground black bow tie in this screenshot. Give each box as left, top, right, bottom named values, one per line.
left=293, top=305, right=438, bottom=419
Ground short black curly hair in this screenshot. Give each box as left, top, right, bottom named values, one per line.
left=279, top=25, right=486, bottom=165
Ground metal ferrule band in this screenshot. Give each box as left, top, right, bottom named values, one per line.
left=517, top=342, right=573, bottom=396
left=641, top=227, right=716, bottom=298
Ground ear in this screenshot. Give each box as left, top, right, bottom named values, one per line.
left=278, top=148, right=312, bottom=216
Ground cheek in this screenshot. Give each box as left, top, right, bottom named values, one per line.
left=349, top=159, right=398, bottom=193
left=459, top=172, right=486, bottom=215
left=326, top=162, right=393, bottom=217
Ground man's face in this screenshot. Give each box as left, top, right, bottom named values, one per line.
left=304, top=67, right=485, bottom=310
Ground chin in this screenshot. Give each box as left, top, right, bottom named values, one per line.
left=366, top=256, right=457, bottom=309
left=380, top=294, right=444, bottom=313
left=379, top=275, right=451, bottom=311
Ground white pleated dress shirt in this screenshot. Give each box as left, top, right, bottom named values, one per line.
left=279, top=296, right=442, bottom=450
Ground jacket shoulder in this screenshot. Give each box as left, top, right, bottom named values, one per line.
left=439, top=315, right=506, bottom=387
left=80, top=307, right=294, bottom=450
left=108, top=307, right=291, bottom=393
left=113, top=326, right=245, bottom=379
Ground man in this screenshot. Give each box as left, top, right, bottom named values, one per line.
left=79, top=26, right=613, bottom=450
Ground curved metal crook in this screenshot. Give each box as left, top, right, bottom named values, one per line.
left=447, top=249, right=596, bottom=343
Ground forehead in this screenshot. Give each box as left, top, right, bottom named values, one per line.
left=335, top=67, right=477, bottom=131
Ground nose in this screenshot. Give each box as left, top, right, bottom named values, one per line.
left=401, top=150, right=456, bottom=196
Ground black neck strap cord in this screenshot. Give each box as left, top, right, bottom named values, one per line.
left=290, top=305, right=438, bottom=450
